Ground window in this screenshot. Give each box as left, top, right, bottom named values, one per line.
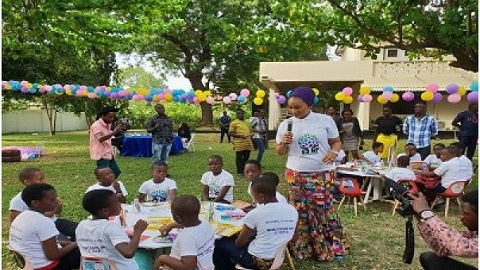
left=387, top=49, right=398, bottom=58
left=384, top=48, right=408, bottom=60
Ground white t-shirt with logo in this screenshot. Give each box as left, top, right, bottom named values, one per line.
left=200, top=170, right=235, bottom=202
left=86, top=181, right=128, bottom=196
left=423, top=155, right=442, bottom=168
left=76, top=219, right=138, bottom=269
left=9, top=210, right=59, bottom=269
left=276, top=113, right=339, bottom=172
left=247, top=182, right=288, bottom=204
left=138, top=178, right=177, bottom=202
left=434, top=157, right=464, bottom=187
left=397, top=153, right=422, bottom=162
left=362, top=151, right=381, bottom=164
left=385, top=167, right=416, bottom=182
left=170, top=221, right=215, bottom=270
left=9, top=191, right=57, bottom=221
left=244, top=202, right=298, bottom=259
left=458, top=155, right=474, bottom=181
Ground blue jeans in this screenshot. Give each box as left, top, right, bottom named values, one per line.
left=213, top=237, right=256, bottom=270
left=253, top=138, right=265, bottom=163
left=152, top=142, right=172, bottom=163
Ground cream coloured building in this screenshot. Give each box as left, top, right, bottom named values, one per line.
left=259, top=47, right=477, bottom=131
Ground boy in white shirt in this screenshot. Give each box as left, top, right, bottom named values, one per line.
left=155, top=195, right=215, bottom=270
left=201, top=155, right=235, bottom=203
left=450, top=142, right=474, bottom=181
left=244, top=160, right=288, bottom=207
left=138, top=161, right=177, bottom=203
left=76, top=189, right=148, bottom=269
left=213, top=174, right=299, bottom=270
left=423, top=143, right=445, bottom=169
left=397, top=143, right=422, bottom=162
left=9, top=183, right=80, bottom=269
left=361, top=142, right=384, bottom=164
left=382, top=156, right=416, bottom=182
left=86, top=167, right=128, bottom=203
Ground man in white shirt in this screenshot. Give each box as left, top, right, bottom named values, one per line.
left=450, top=142, right=474, bottom=181
left=383, top=156, right=416, bottom=182
left=397, top=143, right=422, bottom=162
left=201, top=155, right=235, bottom=203
left=423, top=143, right=445, bottom=169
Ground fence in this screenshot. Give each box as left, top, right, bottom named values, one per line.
left=2, top=110, right=88, bottom=134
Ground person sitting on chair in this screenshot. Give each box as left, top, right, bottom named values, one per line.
left=177, top=123, right=192, bottom=143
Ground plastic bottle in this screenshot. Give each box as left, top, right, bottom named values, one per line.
left=133, top=198, right=141, bottom=213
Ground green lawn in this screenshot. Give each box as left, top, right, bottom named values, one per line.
left=2, top=131, right=477, bottom=269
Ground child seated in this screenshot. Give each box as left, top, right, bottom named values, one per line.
left=244, top=160, right=288, bottom=206
left=450, top=142, right=474, bottom=181
left=155, top=195, right=215, bottom=270
left=138, top=162, right=177, bottom=203
left=213, top=173, right=298, bottom=269
left=9, top=183, right=80, bottom=269
left=361, top=142, right=384, bottom=164
left=382, top=156, right=416, bottom=182
left=86, top=167, right=128, bottom=203
left=423, top=143, right=445, bottom=169
left=201, top=155, right=235, bottom=203
left=397, top=143, right=422, bottom=162
left=9, top=167, right=78, bottom=239
left=76, top=190, right=147, bottom=269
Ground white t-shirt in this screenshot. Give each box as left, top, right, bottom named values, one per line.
left=9, top=210, right=59, bottom=269
left=247, top=182, right=288, bottom=204
left=76, top=219, right=138, bottom=270
left=397, top=153, right=422, bottom=162
left=86, top=181, right=128, bottom=196
left=276, top=112, right=339, bottom=172
left=244, top=202, right=298, bottom=259
left=138, top=178, right=177, bottom=202
left=458, top=155, right=474, bottom=181
left=423, top=155, right=442, bottom=168
left=200, top=170, right=235, bottom=202
left=434, top=157, right=465, bottom=187
left=362, top=151, right=381, bottom=164
left=9, top=191, right=57, bottom=221
left=335, top=150, right=346, bottom=164
left=170, top=221, right=215, bottom=270
left=385, top=167, right=416, bottom=182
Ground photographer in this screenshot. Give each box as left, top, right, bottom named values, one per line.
left=409, top=191, right=478, bottom=270
left=111, top=117, right=129, bottom=153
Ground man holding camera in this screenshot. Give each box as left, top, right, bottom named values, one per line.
left=147, top=104, right=174, bottom=163
left=409, top=191, right=478, bottom=270
left=89, top=107, right=124, bottom=179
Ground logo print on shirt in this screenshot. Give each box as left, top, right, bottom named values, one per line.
left=151, top=190, right=168, bottom=202
left=297, top=133, right=320, bottom=155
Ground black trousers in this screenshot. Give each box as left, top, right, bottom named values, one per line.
left=55, top=219, right=79, bottom=240
left=221, top=128, right=231, bottom=143
left=53, top=247, right=81, bottom=270
left=460, top=136, right=478, bottom=160
left=420, top=251, right=477, bottom=270
left=235, top=150, right=251, bottom=175
left=417, top=146, right=431, bottom=160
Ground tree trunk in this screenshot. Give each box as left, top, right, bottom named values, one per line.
left=41, top=96, right=57, bottom=136
left=185, top=71, right=213, bottom=126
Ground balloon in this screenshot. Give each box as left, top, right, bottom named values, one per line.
left=363, top=94, right=373, bottom=102
left=229, top=93, right=238, bottom=100
left=198, top=93, right=207, bottom=102
left=204, top=90, right=211, bottom=96
left=223, top=96, right=231, bottom=104
left=195, top=90, right=203, bottom=96
left=342, top=87, right=353, bottom=96
left=274, top=92, right=280, bottom=98
left=277, top=95, right=286, bottom=104
left=20, top=81, right=28, bottom=86
left=357, top=95, right=364, bottom=102
left=359, top=86, right=371, bottom=95
left=426, top=83, right=439, bottom=93
left=312, top=88, right=320, bottom=96
left=153, top=95, right=160, bottom=102
left=390, top=93, right=400, bottom=103
left=432, top=92, right=443, bottom=103
left=382, top=92, right=393, bottom=100
left=402, top=92, right=415, bottom=101
left=240, top=89, right=250, bottom=97
left=88, top=93, right=96, bottom=99
left=253, top=97, right=264, bottom=105
left=470, top=81, right=478, bottom=92
left=334, top=92, right=345, bottom=101
left=286, top=90, right=292, bottom=98
left=21, top=154, right=29, bottom=161
left=383, top=86, right=394, bottom=93
left=377, top=95, right=388, bottom=104
left=314, top=96, right=319, bottom=104
left=237, top=95, right=246, bottom=103
left=421, top=91, right=434, bottom=101
left=21, top=87, right=29, bottom=93
left=206, top=96, right=215, bottom=104
left=458, top=86, right=467, bottom=96
left=28, top=154, right=35, bottom=160
left=445, top=84, right=459, bottom=94
left=447, top=93, right=461, bottom=103
left=343, top=95, right=353, bottom=104
left=165, top=93, right=173, bottom=102
left=256, top=90, right=266, bottom=98
left=467, top=92, right=478, bottom=103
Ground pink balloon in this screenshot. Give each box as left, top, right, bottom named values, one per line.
left=206, top=96, right=215, bottom=104
left=110, top=92, right=118, bottom=99
left=402, top=92, right=414, bottom=101
left=229, top=93, right=238, bottom=100
left=240, top=89, right=250, bottom=97
left=158, top=93, right=165, bottom=100
left=223, top=96, right=231, bottom=104
left=342, top=87, right=353, bottom=96
left=20, top=81, right=28, bottom=86
left=432, top=92, right=443, bottom=103
left=274, top=92, right=280, bottom=98
left=447, top=93, right=461, bottom=103
left=79, top=85, right=87, bottom=91
left=426, top=83, right=439, bottom=93
left=363, top=94, right=373, bottom=102
left=382, top=92, right=393, bottom=100
left=88, top=93, right=96, bottom=99
left=193, top=97, right=200, bottom=104
left=118, top=91, right=126, bottom=98
left=45, top=85, right=53, bottom=92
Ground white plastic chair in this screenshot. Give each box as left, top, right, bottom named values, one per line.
left=235, top=243, right=295, bottom=270
left=6, top=244, right=34, bottom=270
left=184, top=133, right=196, bottom=153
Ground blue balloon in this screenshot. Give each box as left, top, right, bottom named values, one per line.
left=28, top=154, right=35, bottom=160
left=314, top=97, right=319, bottom=104
left=187, top=91, right=196, bottom=98
left=124, top=94, right=132, bottom=100
left=383, top=86, right=394, bottom=93
left=87, top=86, right=94, bottom=92
left=32, top=83, right=39, bottom=89
left=237, top=95, right=246, bottom=103
left=29, top=88, right=37, bottom=93
left=145, top=95, right=153, bottom=101
left=286, top=90, right=292, bottom=98
left=470, top=81, right=478, bottom=92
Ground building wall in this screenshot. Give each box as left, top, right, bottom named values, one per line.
left=2, top=110, right=88, bottom=134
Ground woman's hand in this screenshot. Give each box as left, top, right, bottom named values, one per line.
left=282, top=133, right=293, bottom=145
left=322, top=151, right=338, bottom=164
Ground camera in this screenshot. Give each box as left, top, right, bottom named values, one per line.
left=118, top=118, right=132, bottom=131
left=383, top=177, right=415, bottom=217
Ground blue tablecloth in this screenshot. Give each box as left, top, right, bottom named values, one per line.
left=121, top=135, right=184, bottom=157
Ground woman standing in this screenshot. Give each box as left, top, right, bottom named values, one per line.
left=275, top=86, right=349, bottom=261
left=339, top=109, right=364, bottom=162
left=373, top=106, right=403, bottom=160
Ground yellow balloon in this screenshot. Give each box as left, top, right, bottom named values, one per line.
left=195, top=90, right=203, bottom=97
left=312, top=88, right=319, bottom=96
left=65, top=89, right=72, bottom=95
left=26, top=83, right=33, bottom=89
left=165, top=93, right=173, bottom=102
left=458, top=86, right=467, bottom=96
left=204, top=90, right=211, bottom=96
left=253, top=97, right=264, bottom=105
left=5, top=84, right=11, bottom=90
left=421, top=91, right=434, bottom=101
left=343, top=95, right=353, bottom=104
left=335, top=92, right=345, bottom=101
left=390, top=93, right=400, bottom=103
left=359, top=86, right=371, bottom=95
left=199, top=93, right=207, bottom=102
left=106, top=87, right=111, bottom=91
left=256, top=90, right=266, bottom=98
left=137, top=88, right=148, bottom=95
left=82, top=90, right=89, bottom=96
left=377, top=95, right=388, bottom=104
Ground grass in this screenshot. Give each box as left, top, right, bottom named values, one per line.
left=2, top=131, right=478, bottom=269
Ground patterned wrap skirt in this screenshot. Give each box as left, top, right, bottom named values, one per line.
left=285, top=168, right=350, bottom=261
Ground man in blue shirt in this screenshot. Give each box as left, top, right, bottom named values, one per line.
left=220, top=111, right=231, bottom=143
left=452, top=103, right=478, bottom=160
left=147, top=104, right=174, bottom=162
left=403, top=101, right=438, bottom=160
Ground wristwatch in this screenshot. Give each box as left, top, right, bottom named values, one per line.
left=420, top=210, right=435, bottom=221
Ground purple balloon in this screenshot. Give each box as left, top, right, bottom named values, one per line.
left=357, top=95, right=364, bottom=102
left=467, top=92, right=478, bottom=103
left=432, top=92, right=443, bottom=104
left=277, top=95, right=286, bottom=105
left=402, top=91, right=414, bottom=101
left=445, top=84, right=459, bottom=94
